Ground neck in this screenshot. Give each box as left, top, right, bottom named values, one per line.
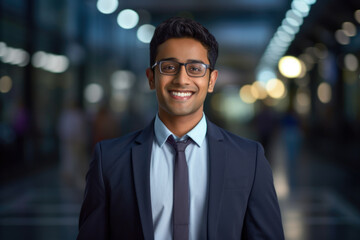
left=158, top=111, right=203, bottom=138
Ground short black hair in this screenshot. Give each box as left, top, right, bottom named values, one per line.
left=150, top=17, right=219, bottom=70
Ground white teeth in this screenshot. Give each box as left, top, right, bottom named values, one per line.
left=171, top=91, right=192, bottom=97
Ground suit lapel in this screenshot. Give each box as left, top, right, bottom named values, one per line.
left=132, top=120, right=155, bottom=240
left=206, top=120, right=227, bottom=240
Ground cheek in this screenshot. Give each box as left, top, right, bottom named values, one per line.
left=200, top=79, right=211, bottom=93
left=155, top=79, right=169, bottom=98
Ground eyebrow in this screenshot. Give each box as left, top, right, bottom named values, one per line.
left=159, top=58, right=205, bottom=64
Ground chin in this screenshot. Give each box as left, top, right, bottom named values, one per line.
left=170, top=109, right=201, bottom=117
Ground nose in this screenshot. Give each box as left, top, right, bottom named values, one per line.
left=173, top=65, right=190, bottom=85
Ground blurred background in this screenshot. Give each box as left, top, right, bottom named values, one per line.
left=1, top=0, right=360, bottom=239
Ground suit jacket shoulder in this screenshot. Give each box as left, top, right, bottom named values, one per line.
left=98, top=129, right=142, bottom=160
left=207, top=119, right=263, bottom=161
left=97, top=120, right=155, bottom=173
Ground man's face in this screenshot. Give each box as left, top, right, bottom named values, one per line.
left=146, top=38, right=218, bottom=122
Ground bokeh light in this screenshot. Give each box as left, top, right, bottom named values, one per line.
left=276, top=29, right=294, bottom=43
left=252, top=81, right=268, bottom=99
left=84, top=83, right=104, bottom=103
left=303, top=0, right=317, bottom=4
left=111, top=70, right=136, bottom=90
left=278, top=56, right=303, bottom=78
left=117, top=9, right=139, bottom=29
left=0, top=76, right=12, bottom=93
left=0, top=46, right=29, bottom=67
left=32, top=51, right=69, bottom=73
left=342, top=22, right=356, bottom=37
left=266, top=78, right=286, bottom=99
left=223, top=87, right=255, bottom=121
left=285, top=9, right=303, bottom=27
left=137, top=24, right=156, bottom=43
left=32, top=51, right=47, bottom=68
left=0, top=42, right=7, bottom=57
left=317, top=82, right=332, bottom=103
left=256, top=67, right=277, bottom=85
left=96, top=0, right=118, bottom=14
left=1, top=47, right=16, bottom=64
left=292, top=0, right=310, bottom=17
left=239, top=85, right=257, bottom=104
left=355, top=10, right=360, bottom=24
left=297, top=59, right=307, bottom=78
left=344, top=54, right=358, bottom=71
left=335, top=30, right=350, bottom=45
left=47, top=55, right=69, bottom=73
left=295, top=89, right=311, bottom=115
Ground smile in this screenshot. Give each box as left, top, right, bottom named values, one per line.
left=170, top=91, right=193, bottom=97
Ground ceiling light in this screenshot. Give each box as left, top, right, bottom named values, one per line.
left=280, top=24, right=298, bottom=35
left=285, top=9, right=303, bottom=27
left=292, top=0, right=310, bottom=17
left=276, top=30, right=293, bottom=43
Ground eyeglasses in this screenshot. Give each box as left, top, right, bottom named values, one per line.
left=151, top=60, right=211, bottom=77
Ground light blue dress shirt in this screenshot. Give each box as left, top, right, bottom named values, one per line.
left=150, top=114, right=209, bottom=240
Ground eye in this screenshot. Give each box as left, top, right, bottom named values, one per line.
left=190, top=66, right=201, bottom=71
left=163, top=65, right=176, bottom=70
left=187, top=64, right=204, bottom=74
left=161, top=61, right=178, bottom=73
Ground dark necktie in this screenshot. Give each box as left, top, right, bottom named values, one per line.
left=167, top=135, right=192, bottom=240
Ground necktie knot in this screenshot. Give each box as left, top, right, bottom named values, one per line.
left=166, top=135, right=192, bottom=152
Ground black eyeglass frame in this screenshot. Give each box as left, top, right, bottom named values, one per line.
left=151, top=60, right=212, bottom=78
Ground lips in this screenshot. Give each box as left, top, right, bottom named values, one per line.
left=169, top=90, right=194, bottom=99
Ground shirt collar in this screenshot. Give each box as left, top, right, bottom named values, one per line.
left=154, top=113, right=207, bottom=148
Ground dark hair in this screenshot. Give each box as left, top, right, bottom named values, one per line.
left=150, top=17, right=218, bottom=70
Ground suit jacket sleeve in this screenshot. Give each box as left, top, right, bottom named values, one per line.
left=77, top=142, right=109, bottom=240
left=242, top=143, right=284, bottom=240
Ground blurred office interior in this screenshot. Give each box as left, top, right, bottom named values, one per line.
left=1, top=0, right=360, bottom=239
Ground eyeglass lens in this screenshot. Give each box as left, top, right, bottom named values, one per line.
left=160, top=61, right=206, bottom=77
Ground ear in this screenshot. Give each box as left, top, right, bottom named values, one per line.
left=146, top=68, right=155, bottom=90
left=207, top=70, right=218, bottom=93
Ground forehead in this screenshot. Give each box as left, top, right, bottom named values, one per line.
left=156, top=38, right=209, bottom=63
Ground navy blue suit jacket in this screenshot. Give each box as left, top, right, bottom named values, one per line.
left=77, top=119, right=284, bottom=239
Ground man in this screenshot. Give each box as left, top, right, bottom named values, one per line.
left=77, top=17, right=284, bottom=240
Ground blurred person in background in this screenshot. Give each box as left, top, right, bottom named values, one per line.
left=254, top=101, right=278, bottom=164
left=92, top=104, right=120, bottom=148
left=12, top=100, right=30, bottom=162
left=281, top=107, right=302, bottom=192
left=77, top=17, right=284, bottom=240
left=58, top=101, right=88, bottom=189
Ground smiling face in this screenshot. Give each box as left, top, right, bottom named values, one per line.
left=146, top=38, right=218, bottom=124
